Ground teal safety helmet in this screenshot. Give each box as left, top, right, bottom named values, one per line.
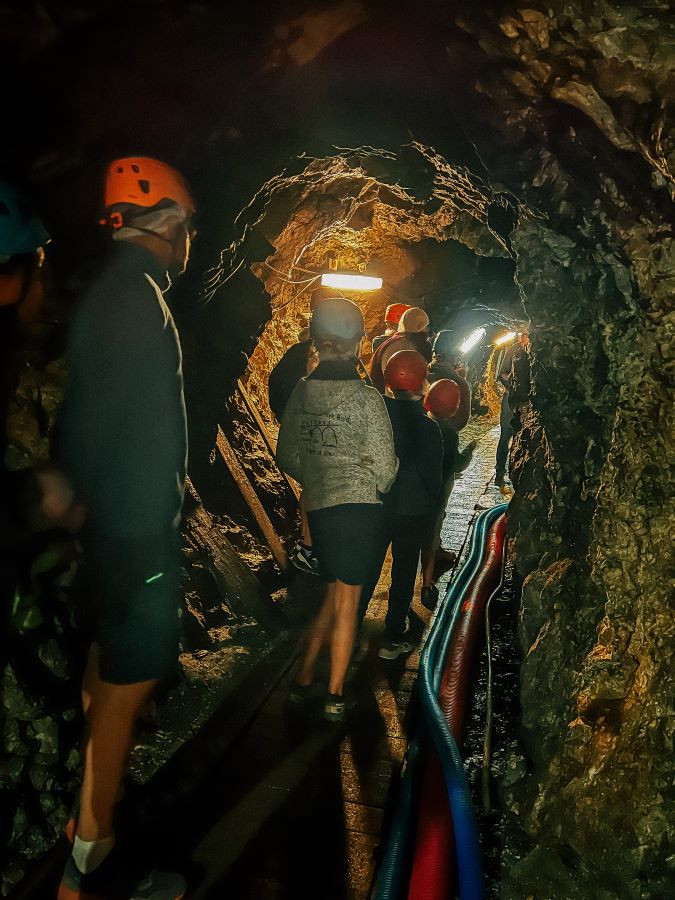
left=0, top=180, right=50, bottom=262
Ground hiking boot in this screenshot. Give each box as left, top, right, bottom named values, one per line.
left=58, top=851, right=186, bottom=900
left=420, top=584, right=440, bottom=611
left=290, top=543, right=320, bottom=577
left=323, top=693, right=347, bottom=723
left=378, top=634, right=415, bottom=660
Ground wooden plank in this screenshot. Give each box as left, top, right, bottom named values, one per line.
left=183, top=479, right=281, bottom=631
left=215, top=427, right=289, bottom=574
left=236, top=378, right=300, bottom=501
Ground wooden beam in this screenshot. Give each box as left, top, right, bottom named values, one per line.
left=183, top=479, right=282, bottom=631
left=215, top=427, right=289, bottom=574
left=236, top=378, right=300, bottom=501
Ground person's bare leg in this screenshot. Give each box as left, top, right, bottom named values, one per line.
left=421, top=539, right=437, bottom=589
left=328, top=581, right=360, bottom=696
left=81, top=643, right=101, bottom=718
left=77, top=674, right=157, bottom=841
left=295, top=583, right=335, bottom=686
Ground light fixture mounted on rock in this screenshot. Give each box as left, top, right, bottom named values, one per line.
left=320, top=272, right=383, bottom=292
left=494, top=331, right=517, bottom=347
left=460, top=327, right=486, bottom=354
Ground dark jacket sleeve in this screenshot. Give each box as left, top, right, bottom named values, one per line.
left=369, top=335, right=400, bottom=394
left=55, top=269, right=186, bottom=534
left=268, top=341, right=309, bottom=421
left=447, top=372, right=471, bottom=431
left=418, top=418, right=443, bottom=507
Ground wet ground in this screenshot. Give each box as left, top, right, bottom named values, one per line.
left=463, top=564, right=522, bottom=899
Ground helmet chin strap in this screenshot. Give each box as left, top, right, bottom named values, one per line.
left=126, top=225, right=176, bottom=248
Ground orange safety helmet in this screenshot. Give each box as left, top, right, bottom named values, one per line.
left=424, top=379, right=461, bottom=420
left=104, top=157, right=195, bottom=215
left=384, top=349, right=429, bottom=393
left=385, top=302, right=412, bottom=327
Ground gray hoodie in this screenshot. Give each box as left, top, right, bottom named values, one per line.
left=276, top=363, right=398, bottom=512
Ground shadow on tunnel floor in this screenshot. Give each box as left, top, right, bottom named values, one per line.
left=140, top=643, right=415, bottom=899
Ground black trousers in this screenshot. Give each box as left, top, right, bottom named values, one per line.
left=359, top=512, right=430, bottom=639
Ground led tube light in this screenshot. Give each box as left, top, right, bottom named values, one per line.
left=494, top=331, right=517, bottom=347
left=459, top=327, right=486, bottom=354
left=320, top=272, right=383, bottom=292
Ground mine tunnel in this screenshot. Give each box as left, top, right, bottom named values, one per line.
left=0, top=2, right=672, bottom=899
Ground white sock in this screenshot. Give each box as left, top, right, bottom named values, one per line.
left=72, top=834, right=115, bottom=874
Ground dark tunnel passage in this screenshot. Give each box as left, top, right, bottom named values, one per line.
left=0, top=2, right=673, bottom=899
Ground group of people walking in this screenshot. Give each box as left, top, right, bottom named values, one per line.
left=1, top=153, right=481, bottom=898
left=274, top=295, right=474, bottom=724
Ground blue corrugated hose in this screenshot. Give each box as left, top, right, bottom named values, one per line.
left=377, top=503, right=507, bottom=900
left=374, top=732, right=422, bottom=900
left=420, top=505, right=506, bottom=900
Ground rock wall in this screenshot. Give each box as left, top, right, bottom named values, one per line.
left=441, top=4, right=674, bottom=895
left=503, top=220, right=673, bottom=900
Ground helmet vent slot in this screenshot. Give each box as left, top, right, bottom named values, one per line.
left=138, top=179, right=151, bottom=194
left=132, top=164, right=140, bottom=173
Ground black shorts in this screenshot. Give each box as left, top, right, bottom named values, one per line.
left=83, top=530, right=181, bottom=685
left=307, top=503, right=385, bottom=585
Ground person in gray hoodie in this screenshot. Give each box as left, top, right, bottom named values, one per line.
left=276, top=297, right=397, bottom=722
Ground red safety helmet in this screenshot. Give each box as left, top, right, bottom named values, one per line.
left=385, top=302, right=412, bottom=327
left=104, top=157, right=195, bottom=214
left=384, top=349, right=428, bottom=392
left=424, top=379, right=461, bottom=419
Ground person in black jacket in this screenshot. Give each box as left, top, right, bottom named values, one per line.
left=268, top=326, right=313, bottom=421
left=55, top=158, right=194, bottom=900
left=268, top=286, right=339, bottom=576
left=419, top=379, right=476, bottom=610
left=428, top=329, right=472, bottom=432
left=359, top=349, right=443, bottom=659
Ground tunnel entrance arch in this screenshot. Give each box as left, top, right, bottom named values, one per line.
left=207, top=141, right=524, bottom=437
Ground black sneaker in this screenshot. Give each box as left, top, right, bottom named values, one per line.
left=420, top=584, right=440, bottom=611
left=323, top=693, right=346, bottom=723
left=378, top=634, right=414, bottom=660
left=290, top=543, right=320, bottom=576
